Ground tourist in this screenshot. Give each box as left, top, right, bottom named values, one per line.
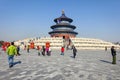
left=105, top=46, right=107, bottom=51
left=111, top=46, right=116, bottom=64
left=6, top=42, right=18, bottom=68
left=17, top=46, right=21, bottom=56
left=61, top=46, right=64, bottom=55
left=42, top=46, right=45, bottom=56
left=49, top=47, right=52, bottom=56
left=46, top=47, right=49, bottom=56
left=27, top=45, right=30, bottom=53
left=48, top=47, right=51, bottom=56
left=24, top=45, right=26, bottom=50
left=73, top=46, right=77, bottom=58
left=37, top=45, right=41, bottom=56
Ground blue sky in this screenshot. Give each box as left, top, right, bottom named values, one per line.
left=0, top=0, right=120, bottom=42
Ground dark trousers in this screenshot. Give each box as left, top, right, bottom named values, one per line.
left=38, top=51, right=40, bottom=56
left=73, top=53, right=76, bottom=58
left=17, top=51, right=20, bottom=55
left=27, top=49, right=29, bottom=53
left=42, top=51, right=45, bottom=56
left=112, top=55, right=116, bottom=64
left=61, top=52, right=64, bottom=55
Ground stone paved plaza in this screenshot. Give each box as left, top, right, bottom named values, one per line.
left=0, top=48, right=120, bottom=80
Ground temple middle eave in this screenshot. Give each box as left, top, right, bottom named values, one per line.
left=51, top=25, right=76, bottom=29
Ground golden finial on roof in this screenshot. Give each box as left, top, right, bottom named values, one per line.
left=62, top=10, right=65, bottom=14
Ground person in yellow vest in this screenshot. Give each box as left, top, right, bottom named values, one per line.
left=6, top=42, right=18, bottom=68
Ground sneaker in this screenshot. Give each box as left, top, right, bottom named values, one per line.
left=19, top=61, right=22, bottom=64
left=9, top=65, right=13, bottom=68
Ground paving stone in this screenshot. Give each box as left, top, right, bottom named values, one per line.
left=0, top=49, right=120, bottom=80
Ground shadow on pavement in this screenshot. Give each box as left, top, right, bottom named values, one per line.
left=13, top=61, right=21, bottom=66
left=100, top=60, right=112, bottom=64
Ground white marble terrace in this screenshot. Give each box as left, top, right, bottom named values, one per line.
left=15, top=37, right=120, bottom=50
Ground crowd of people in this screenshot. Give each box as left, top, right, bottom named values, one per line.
left=0, top=41, right=118, bottom=68
left=4, top=41, right=78, bottom=68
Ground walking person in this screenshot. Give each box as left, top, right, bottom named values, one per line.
left=46, top=47, right=49, bottom=56
left=17, top=46, right=21, bottom=56
left=37, top=45, right=41, bottom=56
left=6, top=42, right=18, bottom=68
left=24, top=45, right=26, bottom=50
left=42, top=46, right=45, bottom=56
left=73, top=46, right=77, bottom=58
left=111, top=46, right=116, bottom=64
left=27, top=45, right=30, bottom=53
left=105, top=46, right=107, bottom=51
left=48, top=47, right=51, bottom=56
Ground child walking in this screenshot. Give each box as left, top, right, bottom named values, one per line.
left=61, top=47, right=64, bottom=55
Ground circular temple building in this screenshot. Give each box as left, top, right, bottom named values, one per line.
left=49, top=11, right=78, bottom=39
